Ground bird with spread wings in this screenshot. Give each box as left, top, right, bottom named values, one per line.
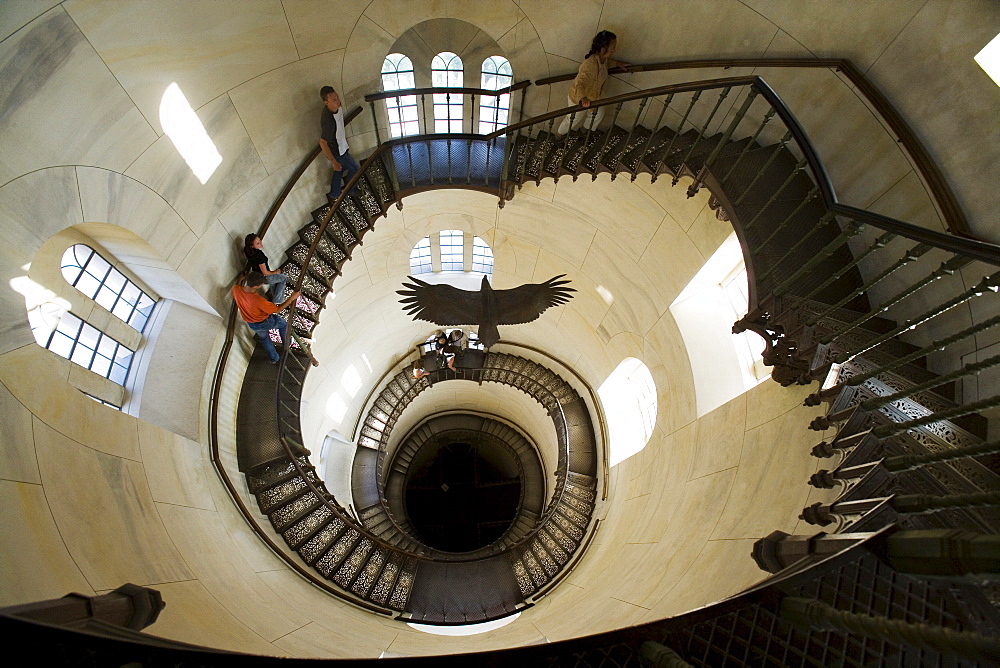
left=397, top=275, right=575, bottom=348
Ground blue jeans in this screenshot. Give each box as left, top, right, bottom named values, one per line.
left=248, top=314, right=287, bottom=363
left=328, top=150, right=360, bottom=201
left=263, top=272, right=287, bottom=303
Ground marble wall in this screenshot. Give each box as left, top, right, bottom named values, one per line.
left=1, top=0, right=997, bottom=657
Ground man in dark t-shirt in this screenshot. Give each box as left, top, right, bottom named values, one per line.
left=319, top=85, right=360, bottom=202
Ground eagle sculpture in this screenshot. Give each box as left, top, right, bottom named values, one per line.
left=397, top=275, right=575, bottom=348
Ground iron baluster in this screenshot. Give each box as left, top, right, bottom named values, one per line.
left=808, top=242, right=933, bottom=328
left=689, top=86, right=757, bottom=196
left=818, top=312, right=1000, bottom=397
left=420, top=93, right=428, bottom=135
left=595, top=101, right=623, bottom=181
left=797, top=232, right=896, bottom=306
left=831, top=266, right=995, bottom=362
left=657, top=90, right=702, bottom=180
left=734, top=130, right=793, bottom=205
left=758, top=211, right=836, bottom=283
left=370, top=102, right=382, bottom=145
left=754, top=186, right=819, bottom=250
left=637, top=93, right=672, bottom=182
left=872, top=393, right=1000, bottom=438
left=772, top=220, right=865, bottom=297
left=406, top=142, right=415, bottom=188
left=673, top=86, right=731, bottom=186
left=883, top=439, right=1000, bottom=473
left=723, top=107, right=777, bottom=183
left=742, top=157, right=807, bottom=231
left=614, top=97, right=647, bottom=180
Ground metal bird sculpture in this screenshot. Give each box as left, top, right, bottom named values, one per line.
left=397, top=275, right=575, bottom=348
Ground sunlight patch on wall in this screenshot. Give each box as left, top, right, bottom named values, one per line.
left=975, top=32, right=1000, bottom=87
left=11, top=276, right=71, bottom=345
left=325, top=393, right=347, bottom=423
left=341, top=364, right=362, bottom=398
left=598, top=358, right=657, bottom=467
left=159, top=83, right=222, bottom=184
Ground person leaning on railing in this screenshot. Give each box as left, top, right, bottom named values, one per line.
left=557, top=30, right=630, bottom=136
left=232, top=272, right=301, bottom=364
left=243, top=233, right=287, bottom=303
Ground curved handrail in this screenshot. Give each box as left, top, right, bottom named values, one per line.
left=206, top=106, right=396, bottom=614
left=278, top=357, right=575, bottom=566
left=365, top=361, right=578, bottom=563
left=534, top=57, right=971, bottom=237
left=364, top=79, right=531, bottom=102
left=486, top=75, right=1000, bottom=266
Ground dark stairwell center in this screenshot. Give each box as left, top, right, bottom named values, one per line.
left=405, top=436, right=522, bottom=553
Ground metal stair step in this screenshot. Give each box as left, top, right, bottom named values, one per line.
left=314, top=527, right=360, bottom=577
left=270, top=491, right=322, bottom=531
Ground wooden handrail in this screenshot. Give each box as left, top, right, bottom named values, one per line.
left=534, top=57, right=971, bottom=237
left=364, top=79, right=531, bottom=103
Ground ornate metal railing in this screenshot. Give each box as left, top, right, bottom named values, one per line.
left=535, top=57, right=972, bottom=238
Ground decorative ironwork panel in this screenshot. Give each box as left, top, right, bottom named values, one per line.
left=539, top=530, right=569, bottom=564
left=532, top=540, right=559, bottom=576
left=521, top=550, right=548, bottom=587
left=270, top=492, right=318, bottom=530
left=334, top=537, right=373, bottom=586
left=299, top=518, right=344, bottom=562
left=371, top=558, right=399, bottom=605
left=388, top=561, right=416, bottom=610
left=316, top=528, right=359, bottom=577
left=511, top=556, right=534, bottom=595
left=352, top=548, right=385, bottom=596
left=283, top=505, right=333, bottom=546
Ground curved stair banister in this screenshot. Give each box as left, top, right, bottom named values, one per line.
left=215, top=68, right=1000, bottom=631
left=535, top=57, right=972, bottom=238
left=359, top=359, right=586, bottom=565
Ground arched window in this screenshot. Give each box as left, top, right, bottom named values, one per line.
left=598, top=358, right=657, bottom=467
left=471, top=236, right=494, bottom=275
left=61, top=244, right=156, bottom=332
left=408, top=233, right=494, bottom=277
left=479, top=56, right=512, bottom=134
left=439, top=229, right=464, bottom=271
left=432, top=52, right=463, bottom=133
left=381, top=53, right=418, bottom=138
left=409, top=235, right=432, bottom=274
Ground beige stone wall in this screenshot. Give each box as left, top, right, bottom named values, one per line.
left=1, top=0, right=996, bottom=657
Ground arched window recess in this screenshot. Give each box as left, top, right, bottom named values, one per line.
left=479, top=56, right=512, bottom=134
left=408, top=231, right=494, bottom=282
left=381, top=53, right=419, bottom=138
left=432, top=52, right=464, bottom=133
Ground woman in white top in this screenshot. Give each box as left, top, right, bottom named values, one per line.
left=558, top=30, right=629, bottom=136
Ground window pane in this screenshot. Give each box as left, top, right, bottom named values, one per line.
left=119, top=283, right=141, bottom=308
left=48, top=332, right=75, bottom=358
left=56, top=312, right=82, bottom=338
left=104, top=268, right=127, bottom=293
left=74, top=273, right=102, bottom=299
left=401, top=105, right=418, bottom=121
left=78, top=322, right=101, bottom=351
left=109, top=363, right=128, bottom=385
left=90, top=351, right=112, bottom=377
left=112, top=299, right=134, bottom=322
left=62, top=245, right=157, bottom=332
left=94, top=286, right=118, bottom=311
left=71, top=340, right=96, bottom=367
left=84, top=254, right=111, bottom=283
